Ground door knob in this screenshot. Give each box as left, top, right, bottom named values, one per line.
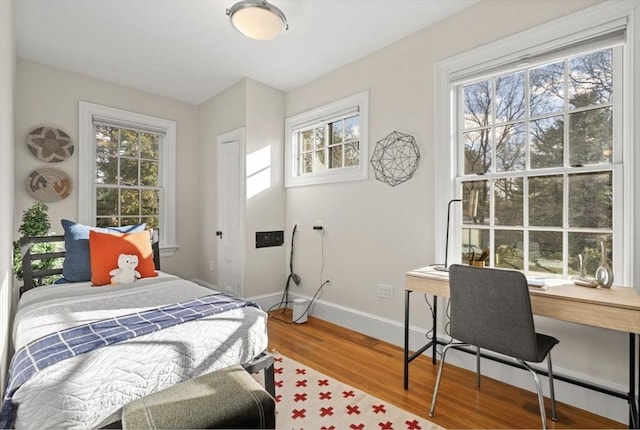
left=216, top=231, right=223, bottom=238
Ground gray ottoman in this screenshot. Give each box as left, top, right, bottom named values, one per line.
left=121, top=365, right=275, bottom=429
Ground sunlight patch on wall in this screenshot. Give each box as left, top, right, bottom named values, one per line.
left=247, top=146, right=271, bottom=199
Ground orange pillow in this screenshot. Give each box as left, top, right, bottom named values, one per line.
left=89, top=229, right=158, bottom=286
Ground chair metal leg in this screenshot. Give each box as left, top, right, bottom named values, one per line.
left=476, top=345, right=481, bottom=388
left=429, top=343, right=465, bottom=417
left=521, top=360, right=548, bottom=430
left=547, top=353, right=558, bottom=421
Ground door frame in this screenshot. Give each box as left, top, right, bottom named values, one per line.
left=216, top=127, right=246, bottom=297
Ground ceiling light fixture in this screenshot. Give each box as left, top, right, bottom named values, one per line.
left=226, top=0, right=288, bottom=41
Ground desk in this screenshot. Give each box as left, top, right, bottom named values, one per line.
left=405, top=266, right=640, bottom=427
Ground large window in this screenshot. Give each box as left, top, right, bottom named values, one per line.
left=435, top=2, right=638, bottom=285
left=94, top=123, right=162, bottom=228
left=79, top=102, right=177, bottom=256
left=458, top=46, right=619, bottom=278
left=285, top=91, right=369, bottom=187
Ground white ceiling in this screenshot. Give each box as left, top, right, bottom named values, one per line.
left=15, top=0, right=477, bottom=105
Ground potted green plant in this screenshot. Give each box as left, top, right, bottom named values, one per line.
left=13, top=202, right=58, bottom=285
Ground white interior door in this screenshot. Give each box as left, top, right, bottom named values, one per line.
left=216, top=128, right=245, bottom=297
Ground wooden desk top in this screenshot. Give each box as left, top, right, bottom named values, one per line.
left=406, top=266, right=640, bottom=334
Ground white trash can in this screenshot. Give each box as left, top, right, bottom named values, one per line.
left=292, top=298, right=308, bottom=324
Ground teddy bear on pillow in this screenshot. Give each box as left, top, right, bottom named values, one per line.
left=109, top=254, right=141, bottom=285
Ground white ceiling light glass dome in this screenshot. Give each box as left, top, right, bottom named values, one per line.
left=226, top=0, right=289, bottom=41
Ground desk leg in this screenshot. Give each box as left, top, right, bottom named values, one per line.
left=432, top=296, right=438, bottom=365
left=404, top=289, right=411, bottom=390
left=630, top=334, right=638, bottom=429
left=405, top=291, right=440, bottom=390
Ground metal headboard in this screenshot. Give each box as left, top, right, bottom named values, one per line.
left=19, top=231, right=161, bottom=296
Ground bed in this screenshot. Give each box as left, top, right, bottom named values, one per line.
left=2, top=232, right=273, bottom=430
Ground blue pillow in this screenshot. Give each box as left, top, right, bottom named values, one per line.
left=61, top=219, right=146, bottom=282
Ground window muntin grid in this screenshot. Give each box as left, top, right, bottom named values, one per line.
left=296, top=114, right=360, bottom=175
left=94, top=123, right=162, bottom=229
left=457, top=46, right=618, bottom=279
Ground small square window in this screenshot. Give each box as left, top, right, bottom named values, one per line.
left=285, top=91, right=369, bottom=187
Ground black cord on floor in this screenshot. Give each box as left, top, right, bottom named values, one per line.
left=269, top=279, right=330, bottom=324
left=269, top=227, right=327, bottom=324
left=272, top=225, right=301, bottom=315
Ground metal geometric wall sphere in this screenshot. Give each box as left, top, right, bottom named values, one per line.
left=370, top=131, right=420, bottom=187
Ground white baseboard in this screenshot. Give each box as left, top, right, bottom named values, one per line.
left=249, top=291, right=628, bottom=424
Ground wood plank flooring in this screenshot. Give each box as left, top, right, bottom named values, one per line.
left=267, top=310, right=624, bottom=429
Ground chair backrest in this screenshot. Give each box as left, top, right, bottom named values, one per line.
left=448, top=264, right=539, bottom=362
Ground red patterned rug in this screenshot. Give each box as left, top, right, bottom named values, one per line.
left=259, top=352, right=444, bottom=430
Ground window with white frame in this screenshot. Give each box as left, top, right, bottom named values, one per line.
left=79, top=102, right=177, bottom=256
left=435, top=2, right=637, bottom=285
left=93, top=123, right=162, bottom=228
left=285, top=91, right=369, bottom=187
left=458, top=45, right=620, bottom=278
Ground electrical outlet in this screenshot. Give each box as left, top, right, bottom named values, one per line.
left=377, top=284, right=394, bottom=299
left=322, top=272, right=332, bottom=286
left=209, top=260, right=214, bottom=271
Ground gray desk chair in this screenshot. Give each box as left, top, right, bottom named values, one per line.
left=428, top=264, right=559, bottom=429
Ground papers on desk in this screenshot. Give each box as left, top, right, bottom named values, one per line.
left=409, top=266, right=450, bottom=278
left=413, top=266, right=563, bottom=290
left=420, top=266, right=450, bottom=277
left=527, top=277, right=548, bottom=290
left=527, top=276, right=567, bottom=290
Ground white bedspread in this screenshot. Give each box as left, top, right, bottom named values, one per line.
left=10, top=273, right=268, bottom=429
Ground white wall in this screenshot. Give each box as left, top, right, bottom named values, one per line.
left=284, top=0, right=631, bottom=422
left=244, top=79, right=286, bottom=297
left=7, top=0, right=634, bottom=422
left=286, top=0, right=601, bottom=324
left=197, top=79, right=247, bottom=286
left=14, top=59, right=200, bottom=278
left=0, top=0, right=16, bottom=393
left=12, top=61, right=287, bottom=298
left=196, top=78, right=286, bottom=298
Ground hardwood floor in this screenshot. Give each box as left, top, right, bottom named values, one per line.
left=267, top=310, right=624, bottom=429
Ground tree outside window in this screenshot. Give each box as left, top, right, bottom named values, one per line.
left=459, top=47, right=616, bottom=278
left=297, top=114, right=360, bottom=176
left=94, top=124, right=161, bottom=230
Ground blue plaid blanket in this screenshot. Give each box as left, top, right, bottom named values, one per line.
left=0, top=293, right=259, bottom=429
